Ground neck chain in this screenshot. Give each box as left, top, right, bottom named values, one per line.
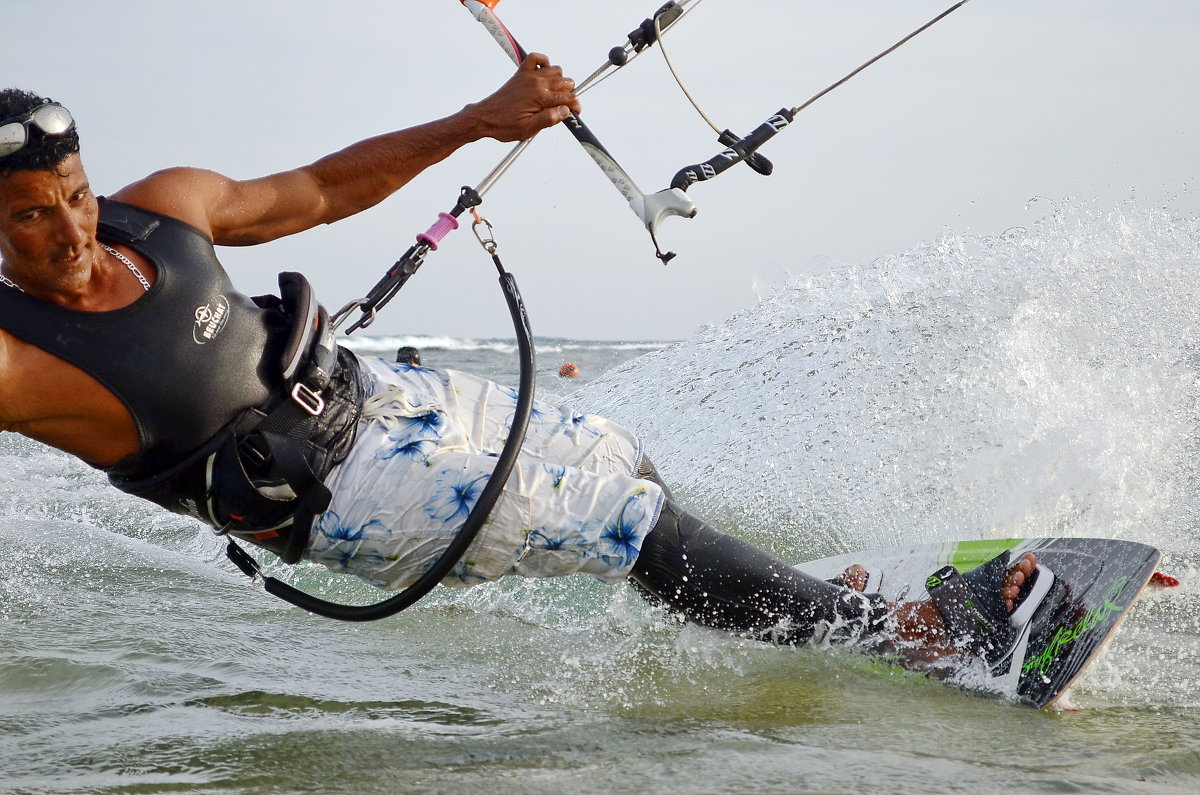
left=0, top=244, right=151, bottom=293
left=100, top=244, right=152, bottom=291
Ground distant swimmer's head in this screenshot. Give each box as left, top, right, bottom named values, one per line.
left=0, top=90, right=79, bottom=177
left=395, top=345, right=422, bottom=366
left=558, top=362, right=580, bottom=378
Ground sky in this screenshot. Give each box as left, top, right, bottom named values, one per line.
left=5, top=0, right=1198, bottom=340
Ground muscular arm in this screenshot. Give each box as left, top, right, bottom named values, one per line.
left=112, top=53, right=580, bottom=246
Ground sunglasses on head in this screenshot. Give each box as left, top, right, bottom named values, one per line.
left=0, top=103, right=76, bottom=158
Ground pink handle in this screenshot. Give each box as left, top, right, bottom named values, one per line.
left=416, top=212, right=459, bottom=250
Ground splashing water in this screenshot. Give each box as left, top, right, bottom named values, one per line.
left=568, top=197, right=1200, bottom=712
left=576, top=199, right=1200, bottom=570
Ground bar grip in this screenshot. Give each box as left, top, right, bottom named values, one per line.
left=717, top=130, right=774, bottom=176
left=671, top=108, right=794, bottom=191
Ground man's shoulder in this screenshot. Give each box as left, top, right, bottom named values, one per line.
left=110, top=168, right=223, bottom=235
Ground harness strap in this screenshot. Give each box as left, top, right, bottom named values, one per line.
left=261, top=430, right=332, bottom=515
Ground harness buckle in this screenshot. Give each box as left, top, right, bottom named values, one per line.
left=291, top=382, right=326, bottom=416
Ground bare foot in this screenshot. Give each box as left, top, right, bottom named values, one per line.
left=1000, top=552, right=1037, bottom=613
left=834, top=564, right=869, bottom=592
left=889, top=552, right=1038, bottom=665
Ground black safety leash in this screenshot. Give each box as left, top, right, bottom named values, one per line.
left=226, top=187, right=536, bottom=621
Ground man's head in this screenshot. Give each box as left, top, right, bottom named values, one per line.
left=0, top=89, right=80, bottom=178
left=0, top=90, right=97, bottom=295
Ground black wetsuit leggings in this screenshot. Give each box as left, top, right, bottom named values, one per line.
left=628, top=463, right=886, bottom=646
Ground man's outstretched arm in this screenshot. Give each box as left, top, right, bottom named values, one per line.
left=112, top=53, right=579, bottom=246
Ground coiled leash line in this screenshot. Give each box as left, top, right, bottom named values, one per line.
left=226, top=188, right=536, bottom=621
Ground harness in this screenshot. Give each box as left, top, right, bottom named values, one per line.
left=110, top=268, right=364, bottom=564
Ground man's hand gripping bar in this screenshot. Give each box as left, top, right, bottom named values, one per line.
left=460, top=0, right=695, bottom=263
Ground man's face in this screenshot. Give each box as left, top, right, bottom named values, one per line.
left=0, top=153, right=99, bottom=295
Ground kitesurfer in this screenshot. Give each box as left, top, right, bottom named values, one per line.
left=0, top=67, right=1034, bottom=668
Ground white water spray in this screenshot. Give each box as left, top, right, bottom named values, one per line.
left=577, top=198, right=1200, bottom=567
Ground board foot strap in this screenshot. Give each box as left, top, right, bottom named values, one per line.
left=927, top=552, right=1055, bottom=689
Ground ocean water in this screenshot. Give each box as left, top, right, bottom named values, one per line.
left=3, top=197, right=1200, bottom=793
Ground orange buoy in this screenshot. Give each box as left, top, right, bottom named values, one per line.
left=558, top=362, right=580, bottom=378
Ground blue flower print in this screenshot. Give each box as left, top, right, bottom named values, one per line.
left=310, top=504, right=392, bottom=576
left=389, top=409, right=445, bottom=441
left=527, top=524, right=589, bottom=551
left=507, top=401, right=549, bottom=428
left=597, top=490, right=651, bottom=569
left=315, top=508, right=390, bottom=545
left=319, top=546, right=365, bottom=572
left=541, top=462, right=567, bottom=490
left=376, top=409, right=445, bottom=464
left=390, top=361, right=431, bottom=375
left=507, top=402, right=556, bottom=444
left=563, top=410, right=604, bottom=439
left=426, top=467, right=490, bottom=524
left=447, top=559, right=492, bottom=587
left=379, top=437, right=439, bottom=465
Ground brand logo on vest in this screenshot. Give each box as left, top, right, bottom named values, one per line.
left=193, top=296, right=230, bottom=344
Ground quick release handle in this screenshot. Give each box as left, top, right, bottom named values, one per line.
left=671, top=108, right=794, bottom=191
left=342, top=195, right=476, bottom=334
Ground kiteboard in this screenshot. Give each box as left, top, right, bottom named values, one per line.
left=795, top=537, right=1162, bottom=708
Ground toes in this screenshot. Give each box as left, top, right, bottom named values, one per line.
left=1001, top=553, right=1037, bottom=613
left=1005, top=553, right=1036, bottom=585
left=836, top=564, right=869, bottom=592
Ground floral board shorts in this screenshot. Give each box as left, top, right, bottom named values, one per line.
left=305, top=355, right=666, bottom=589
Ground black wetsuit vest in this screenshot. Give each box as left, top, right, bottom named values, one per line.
left=0, top=199, right=363, bottom=561
left=0, top=199, right=286, bottom=475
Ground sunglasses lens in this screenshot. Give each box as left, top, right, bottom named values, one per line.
left=31, top=104, right=74, bottom=135
left=0, top=122, right=26, bottom=156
